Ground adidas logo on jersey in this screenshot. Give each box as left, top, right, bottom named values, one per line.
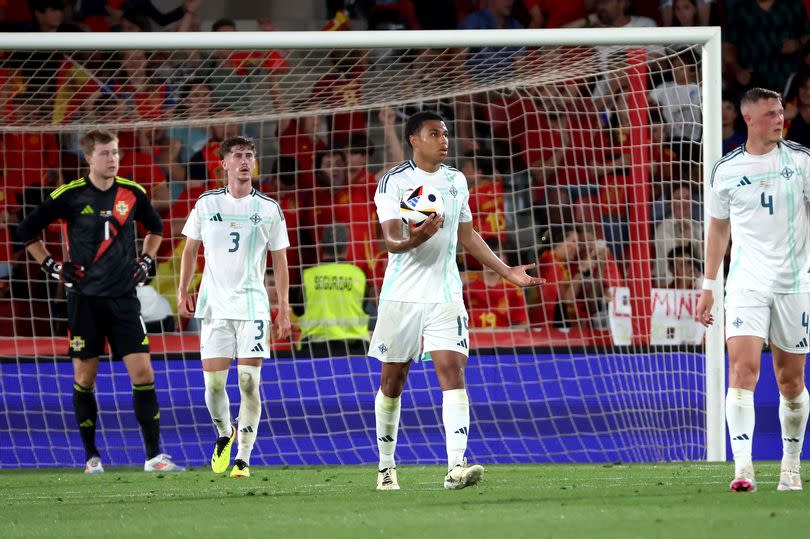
left=737, top=176, right=752, bottom=187
left=250, top=343, right=264, bottom=353
left=81, top=204, right=94, bottom=215
left=209, top=213, right=223, bottom=222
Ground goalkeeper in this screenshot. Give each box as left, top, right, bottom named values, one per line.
left=16, top=129, right=184, bottom=474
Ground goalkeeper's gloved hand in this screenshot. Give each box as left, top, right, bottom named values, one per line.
left=40, top=256, right=85, bottom=288
left=133, top=254, right=155, bottom=286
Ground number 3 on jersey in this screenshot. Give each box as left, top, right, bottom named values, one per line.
left=760, top=193, right=774, bottom=215
left=229, top=231, right=240, bottom=252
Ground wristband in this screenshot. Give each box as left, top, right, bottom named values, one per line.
left=701, top=278, right=716, bottom=290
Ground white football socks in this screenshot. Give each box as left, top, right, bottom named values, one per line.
left=726, top=387, right=755, bottom=476
left=779, top=387, right=809, bottom=469
left=375, top=389, right=401, bottom=471
left=203, top=369, right=232, bottom=438
left=235, top=365, right=262, bottom=465
left=442, top=389, right=470, bottom=471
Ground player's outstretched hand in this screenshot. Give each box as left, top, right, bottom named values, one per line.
left=504, top=263, right=546, bottom=287
left=177, top=290, right=196, bottom=318
left=273, top=309, right=292, bottom=340
left=696, top=289, right=714, bottom=327
left=40, top=256, right=85, bottom=288
left=408, top=214, right=443, bottom=246
left=132, top=254, right=155, bottom=286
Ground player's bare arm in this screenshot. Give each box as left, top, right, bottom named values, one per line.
left=696, top=217, right=731, bottom=327
left=177, top=238, right=202, bottom=318
left=380, top=215, right=442, bottom=254
left=270, top=248, right=291, bottom=340
left=457, top=221, right=545, bottom=287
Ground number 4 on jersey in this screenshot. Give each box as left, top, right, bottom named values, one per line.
left=760, top=193, right=774, bottom=215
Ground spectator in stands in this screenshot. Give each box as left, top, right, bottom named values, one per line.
left=653, top=183, right=703, bottom=287
left=524, top=0, right=590, bottom=28
left=278, top=115, right=327, bottom=193
left=465, top=238, right=529, bottom=329
left=660, top=0, right=715, bottom=26
left=311, top=50, right=368, bottom=147
left=167, top=78, right=213, bottom=182
left=112, top=48, right=171, bottom=121
left=723, top=97, right=747, bottom=154
left=723, top=0, right=810, bottom=94
left=666, top=244, right=702, bottom=290
left=210, top=17, right=289, bottom=75
left=649, top=50, right=702, bottom=141
left=31, top=0, right=64, bottom=32
left=458, top=0, right=524, bottom=82
left=531, top=226, right=582, bottom=327
left=565, top=0, right=656, bottom=28
left=459, top=153, right=507, bottom=246
left=76, top=0, right=200, bottom=32
left=785, top=71, right=810, bottom=146
left=357, top=0, right=421, bottom=30
left=576, top=227, right=623, bottom=330
left=298, top=224, right=370, bottom=356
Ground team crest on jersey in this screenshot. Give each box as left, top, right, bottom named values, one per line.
left=781, top=167, right=794, bottom=180
left=115, top=200, right=130, bottom=216
left=70, top=336, right=85, bottom=352
left=448, top=185, right=458, bottom=198
left=250, top=213, right=262, bottom=225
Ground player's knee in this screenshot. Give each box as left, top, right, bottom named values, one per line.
left=204, top=370, right=228, bottom=393
left=237, top=365, right=261, bottom=396
left=776, top=376, right=805, bottom=399
left=728, top=363, right=758, bottom=388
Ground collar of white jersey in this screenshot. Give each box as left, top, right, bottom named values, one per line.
left=741, top=141, right=782, bottom=158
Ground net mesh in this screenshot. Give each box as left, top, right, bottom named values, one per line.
left=0, top=40, right=708, bottom=467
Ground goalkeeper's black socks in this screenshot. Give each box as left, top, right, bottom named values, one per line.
left=72, top=382, right=99, bottom=460
left=132, top=382, right=161, bottom=460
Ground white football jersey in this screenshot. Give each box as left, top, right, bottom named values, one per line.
left=182, top=187, right=289, bottom=320
left=709, top=141, right=810, bottom=293
left=375, top=160, right=473, bottom=303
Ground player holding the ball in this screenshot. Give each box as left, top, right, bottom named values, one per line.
left=370, top=111, right=545, bottom=491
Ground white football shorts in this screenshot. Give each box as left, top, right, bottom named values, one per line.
left=725, top=289, right=810, bottom=353
left=368, top=300, right=469, bottom=363
left=200, top=319, right=270, bottom=360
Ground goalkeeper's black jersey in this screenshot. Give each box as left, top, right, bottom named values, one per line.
left=17, top=177, right=163, bottom=298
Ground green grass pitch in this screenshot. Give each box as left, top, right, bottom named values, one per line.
left=1, top=462, right=807, bottom=539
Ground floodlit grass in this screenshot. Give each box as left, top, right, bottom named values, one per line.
left=1, top=462, right=807, bottom=539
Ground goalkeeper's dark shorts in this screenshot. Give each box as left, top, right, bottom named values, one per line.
left=66, top=294, right=150, bottom=360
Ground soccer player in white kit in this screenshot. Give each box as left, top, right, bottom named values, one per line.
left=697, top=88, right=810, bottom=492
left=177, top=136, right=291, bottom=478
left=370, top=112, right=545, bottom=490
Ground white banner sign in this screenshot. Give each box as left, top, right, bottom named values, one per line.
left=650, top=288, right=705, bottom=345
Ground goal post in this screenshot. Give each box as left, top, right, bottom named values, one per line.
left=0, top=27, right=725, bottom=467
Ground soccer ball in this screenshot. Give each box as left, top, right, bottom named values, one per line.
left=400, top=185, right=445, bottom=224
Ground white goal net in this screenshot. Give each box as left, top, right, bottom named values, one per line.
left=0, top=28, right=723, bottom=468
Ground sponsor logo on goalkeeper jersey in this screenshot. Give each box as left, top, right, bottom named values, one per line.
left=81, top=204, right=94, bottom=215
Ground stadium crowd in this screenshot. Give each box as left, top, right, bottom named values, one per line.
left=1, top=0, right=809, bottom=344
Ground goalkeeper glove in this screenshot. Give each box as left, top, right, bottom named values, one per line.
left=133, top=254, right=155, bottom=286
left=40, top=256, right=85, bottom=288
